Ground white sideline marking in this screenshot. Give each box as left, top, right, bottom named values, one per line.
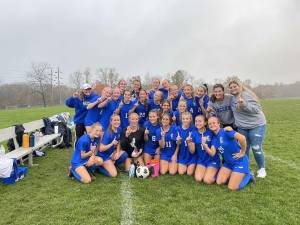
left=266, top=154, right=299, bottom=171
left=120, top=178, right=134, bottom=225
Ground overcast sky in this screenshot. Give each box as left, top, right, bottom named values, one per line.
left=0, top=0, right=299, bottom=85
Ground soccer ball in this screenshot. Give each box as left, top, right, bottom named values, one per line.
left=135, top=166, right=150, bottom=179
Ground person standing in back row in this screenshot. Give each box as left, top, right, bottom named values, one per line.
left=229, top=79, right=267, bottom=178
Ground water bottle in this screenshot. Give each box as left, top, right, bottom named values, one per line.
left=29, top=133, right=35, bottom=147
left=22, top=133, right=29, bottom=148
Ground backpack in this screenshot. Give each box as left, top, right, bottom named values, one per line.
left=7, top=124, right=25, bottom=151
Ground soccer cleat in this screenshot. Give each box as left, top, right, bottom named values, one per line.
left=256, top=168, right=267, bottom=178
left=249, top=172, right=256, bottom=183
left=128, top=164, right=136, bottom=178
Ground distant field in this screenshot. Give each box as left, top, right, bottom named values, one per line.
left=0, top=99, right=299, bottom=225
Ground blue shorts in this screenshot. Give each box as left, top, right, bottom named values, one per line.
left=223, top=157, right=250, bottom=174
left=144, top=148, right=157, bottom=157
left=178, top=155, right=196, bottom=165
left=160, top=154, right=173, bottom=162
left=97, top=152, right=113, bottom=162
left=197, top=160, right=220, bottom=169
left=71, top=164, right=86, bottom=182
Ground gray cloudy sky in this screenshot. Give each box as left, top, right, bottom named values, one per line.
left=0, top=0, right=299, bottom=85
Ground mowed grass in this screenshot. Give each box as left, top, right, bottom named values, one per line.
left=0, top=100, right=300, bottom=225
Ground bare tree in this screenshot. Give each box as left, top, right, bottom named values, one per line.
left=171, top=70, right=191, bottom=87
left=69, top=70, right=84, bottom=89
left=83, top=67, right=91, bottom=83
left=96, top=68, right=119, bottom=87
left=27, top=62, right=51, bottom=107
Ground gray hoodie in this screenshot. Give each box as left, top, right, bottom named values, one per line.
left=231, top=91, right=266, bottom=129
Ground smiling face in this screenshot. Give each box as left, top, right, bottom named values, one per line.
left=118, top=80, right=127, bottom=92
left=123, top=90, right=131, bottom=102
left=111, top=115, right=121, bottom=129
left=178, top=101, right=187, bottom=113
left=154, top=91, right=163, bottom=102
left=181, top=112, right=192, bottom=128
left=161, top=114, right=171, bottom=127
left=213, top=87, right=224, bottom=100
left=129, top=113, right=139, bottom=127
left=149, top=111, right=159, bottom=124
left=196, top=87, right=206, bottom=97
left=170, top=85, right=179, bottom=98
left=91, top=123, right=103, bottom=138
left=162, top=101, right=171, bottom=112
left=195, top=115, right=206, bottom=130
left=183, top=85, right=193, bottom=98
left=133, top=80, right=141, bottom=91
left=139, top=89, right=147, bottom=102
left=112, top=87, right=121, bottom=100
left=83, top=88, right=92, bottom=96
left=162, top=79, right=170, bottom=89
left=152, top=79, right=160, bottom=90
left=229, top=82, right=242, bottom=96
left=208, top=117, right=221, bottom=132
left=103, top=87, right=112, bottom=98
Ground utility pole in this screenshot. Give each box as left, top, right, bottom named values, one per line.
left=57, top=67, right=61, bottom=105
left=50, top=68, right=53, bottom=104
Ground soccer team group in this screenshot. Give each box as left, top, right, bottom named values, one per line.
left=66, top=77, right=267, bottom=191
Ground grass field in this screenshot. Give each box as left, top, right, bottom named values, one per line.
left=0, top=100, right=299, bottom=225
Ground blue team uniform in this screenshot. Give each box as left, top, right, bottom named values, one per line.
left=192, top=129, right=220, bottom=168
left=134, top=101, right=148, bottom=126
left=98, top=128, right=122, bottom=161
left=65, top=92, right=97, bottom=125
left=84, top=95, right=102, bottom=126
left=212, top=129, right=250, bottom=174
left=120, top=101, right=135, bottom=129
left=177, top=126, right=196, bottom=165
left=148, top=99, right=161, bottom=111
left=148, top=90, right=156, bottom=100
left=156, top=125, right=177, bottom=161
left=182, top=94, right=198, bottom=119
left=195, top=95, right=209, bottom=115
left=144, top=121, right=160, bottom=156
left=70, top=134, right=100, bottom=169
left=172, top=110, right=182, bottom=126
left=171, top=94, right=181, bottom=112
left=100, top=97, right=122, bottom=130
left=159, top=88, right=169, bottom=100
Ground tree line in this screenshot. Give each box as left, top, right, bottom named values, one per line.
left=0, top=62, right=299, bottom=108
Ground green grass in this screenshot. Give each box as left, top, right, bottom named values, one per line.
left=0, top=100, right=300, bottom=225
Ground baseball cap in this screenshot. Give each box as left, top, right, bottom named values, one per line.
left=81, top=83, right=92, bottom=90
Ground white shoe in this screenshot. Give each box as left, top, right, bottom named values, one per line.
left=257, top=168, right=267, bottom=178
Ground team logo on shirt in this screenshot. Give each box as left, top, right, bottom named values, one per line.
left=220, top=137, right=224, bottom=144
left=171, top=133, right=174, bottom=139
left=218, top=146, right=224, bottom=154
left=205, top=135, right=211, bottom=142
left=83, top=101, right=90, bottom=106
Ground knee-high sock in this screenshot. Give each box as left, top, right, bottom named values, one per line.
left=239, top=174, right=251, bottom=190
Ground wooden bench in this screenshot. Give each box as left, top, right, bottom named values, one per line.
left=0, top=118, right=64, bottom=167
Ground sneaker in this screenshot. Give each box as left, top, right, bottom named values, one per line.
left=257, top=168, right=267, bottom=178
left=128, top=164, right=136, bottom=178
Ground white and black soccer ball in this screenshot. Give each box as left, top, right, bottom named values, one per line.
left=135, top=166, right=150, bottom=179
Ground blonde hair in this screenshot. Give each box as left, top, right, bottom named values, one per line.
left=228, top=79, right=259, bottom=102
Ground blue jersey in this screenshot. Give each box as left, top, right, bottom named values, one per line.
left=212, top=129, right=245, bottom=165
left=192, top=129, right=220, bottom=165
left=120, top=101, right=135, bottom=129
left=182, top=94, right=198, bottom=119
left=172, top=110, right=182, bottom=126
left=148, top=90, right=156, bottom=100
left=135, top=101, right=148, bottom=126
left=156, top=125, right=177, bottom=160
left=71, top=134, right=100, bottom=167
left=195, top=95, right=209, bottom=115
left=148, top=99, right=161, bottom=111
left=171, top=94, right=181, bottom=112
left=98, top=127, right=121, bottom=161
left=177, top=125, right=196, bottom=165
left=84, top=95, right=102, bottom=126
left=159, top=88, right=169, bottom=100
left=100, top=98, right=122, bottom=130
left=65, top=92, right=97, bottom=124
left=144, top=121, right=160, bottom=155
